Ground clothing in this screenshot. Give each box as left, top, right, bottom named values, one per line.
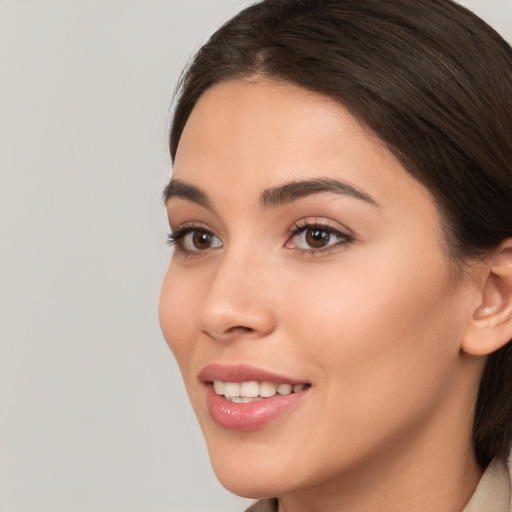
left=245, top=457, right=512, bottom=512
left=464, top=458, right=511, bottom=512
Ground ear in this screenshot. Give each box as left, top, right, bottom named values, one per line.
left=462, top=239, right=512, bottom=356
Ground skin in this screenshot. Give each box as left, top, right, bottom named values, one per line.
left=159, top=79, right=488, bottom=512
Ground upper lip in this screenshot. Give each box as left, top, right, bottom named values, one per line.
left=199, top=363, right=308, bottom=385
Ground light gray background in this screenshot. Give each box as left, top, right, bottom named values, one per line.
left=1, top=1, right=511, bottom=511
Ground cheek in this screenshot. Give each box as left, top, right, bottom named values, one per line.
left=256, top=252, right=469, bottom=488
left=284, top=251, right=464, bottom=418
left=159, top=266, right=200, bottom=377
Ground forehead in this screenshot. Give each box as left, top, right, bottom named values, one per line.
left=171, top=79, right=435, bottom=217
left=174, top=79, right=380, bottom=173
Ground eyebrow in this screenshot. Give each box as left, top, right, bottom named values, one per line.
left=260, top=178, right=378, bottom=207
left=163, top=177, right=377, bottom=209
left=163, top=179, right=212, bottom=209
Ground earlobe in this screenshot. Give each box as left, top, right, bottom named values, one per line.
left=462, top=240, right=512, bottom=356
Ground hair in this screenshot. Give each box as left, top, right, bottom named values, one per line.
left=168, top=0, right=512, bottom=468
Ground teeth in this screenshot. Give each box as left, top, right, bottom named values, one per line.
left=229, top=396, right=261, bottom=403
left=213, top=381, right=224, bottom=395
left=212, top=380, right=309, bottom=400
left=277, top=383, right=292, bottom=395
left=223, top=382, right=240, bottom=398
left=260, top=381, right=277, bottom=397
left=240, top=381, right=259, bottom=398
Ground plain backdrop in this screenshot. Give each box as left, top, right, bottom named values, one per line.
left=0, top=1, right=511, bottom=511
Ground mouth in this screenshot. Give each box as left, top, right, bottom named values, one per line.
left=212, top=380, right=309, bottom=403
left=199, top=364, right=311, bottom=430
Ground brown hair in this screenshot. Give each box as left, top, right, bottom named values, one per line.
left=169, top=0, right=512, bottom=468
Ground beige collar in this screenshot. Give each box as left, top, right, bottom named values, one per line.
left=463, top=458, right=511, bottom=512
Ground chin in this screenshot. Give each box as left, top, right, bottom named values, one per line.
left=212, top=461, right=285, bottom=499
left=204, top=434, right=297, bottom=499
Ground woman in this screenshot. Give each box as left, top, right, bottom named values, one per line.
left=159, top=0, right=512, bottom=510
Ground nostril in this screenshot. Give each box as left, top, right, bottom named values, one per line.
left=201, top=324, right=263, bottom=342
left=227, top=326, right=254, bottom=334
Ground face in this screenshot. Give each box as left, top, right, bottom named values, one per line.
left=160, top=79, right=478, bottom=500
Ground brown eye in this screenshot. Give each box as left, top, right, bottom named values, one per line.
left=286, top=223, right=352, bottom=252
left=191, top=231, right=214, bottom=250
left=305, top=228, right=331, bottom=248
left=169, top=228, right=222, bottom=253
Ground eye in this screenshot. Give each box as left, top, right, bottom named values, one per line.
left=286, top=222, right=352, bottom=252
left=167, top=226, right=222, bottom=254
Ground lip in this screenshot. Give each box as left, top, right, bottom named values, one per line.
left=199, top=364, right=310, bottom=431
left=199, top=363, right=307, bottom=385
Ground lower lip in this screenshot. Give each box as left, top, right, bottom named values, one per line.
left=205, top=385, right=308, bottom=431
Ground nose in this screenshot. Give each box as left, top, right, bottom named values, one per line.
left=198, top=252, right=277, bottom=342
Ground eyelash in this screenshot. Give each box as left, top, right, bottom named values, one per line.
left=287, top=221, right=353, bottom=254
left=166, top=221, right=353, bottom=256
left=166, top=224, right=217, bottom=253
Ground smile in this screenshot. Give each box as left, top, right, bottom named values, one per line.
left=213, top=380, right=308, bottom=403
left=200, top=364, right=311, bottom=430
